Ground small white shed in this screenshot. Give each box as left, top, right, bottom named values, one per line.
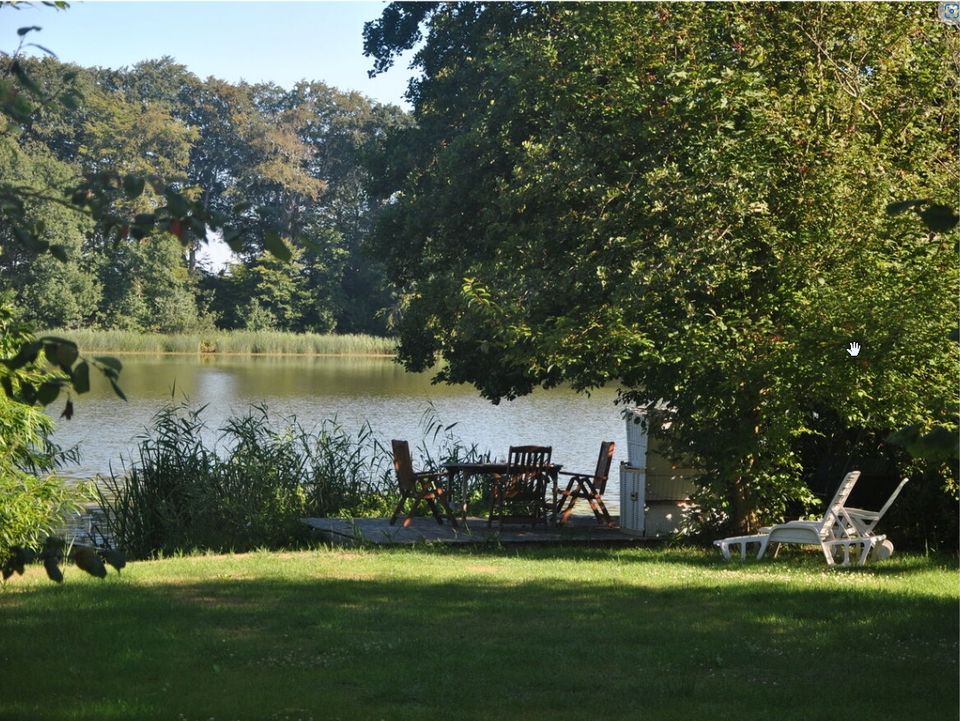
left=619, top=405, right=697, bottom=537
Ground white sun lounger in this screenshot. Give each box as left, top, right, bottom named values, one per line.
left=714, top=472, right=907, bottom=566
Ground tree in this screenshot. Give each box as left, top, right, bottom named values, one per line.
left=0, top=9, right=275, bottom=580
left=0, top=132, right=101, bottom=328
left=228, top=242, right=312, bottom=332
left=364, top=2, right=958, bottom=531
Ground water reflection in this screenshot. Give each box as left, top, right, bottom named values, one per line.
left=50, top=355, right=627, bottom=511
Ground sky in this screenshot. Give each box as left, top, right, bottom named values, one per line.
left=1, top=1, right=415, bottom=108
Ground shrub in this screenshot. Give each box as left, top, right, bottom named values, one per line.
left=0, top=297, right=89, bottom=557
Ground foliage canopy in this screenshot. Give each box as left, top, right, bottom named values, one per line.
left=365, top=2, right=958, bottom=530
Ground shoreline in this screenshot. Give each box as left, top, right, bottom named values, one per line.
left=77, top=350, right=398, bottom=358
left=39, top=329, right=398, bottom=357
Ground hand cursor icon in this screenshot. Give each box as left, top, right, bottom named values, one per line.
left=847, top=342, right=861, bottom=357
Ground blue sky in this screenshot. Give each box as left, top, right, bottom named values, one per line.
left=1, top=1, right=415, bottom=107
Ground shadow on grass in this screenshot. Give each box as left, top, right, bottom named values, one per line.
left=1, top=565, right=957, bottom=721
left=343, top=540, right=957, bottom=576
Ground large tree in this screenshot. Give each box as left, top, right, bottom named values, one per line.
left=364, top=2, right=958, bottom=530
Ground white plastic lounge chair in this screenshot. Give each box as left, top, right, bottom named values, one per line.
left=714, top=472, right=908, bottom=566
left=835, top=476, right=909, bottom=561
left=713, top=471, right=864, bottom=566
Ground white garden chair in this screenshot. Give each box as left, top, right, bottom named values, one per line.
left=715, top=471, right=896, bottom=566
left=834, top=476, right=909, bottom=561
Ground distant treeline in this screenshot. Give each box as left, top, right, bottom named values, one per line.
left=43, top=328, right=396, bottom=356
left=1, top=56, right=411, bottom=336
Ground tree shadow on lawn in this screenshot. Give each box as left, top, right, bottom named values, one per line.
left=365, top=541, right=957, bottom=576
left=1, top=569, right=956, bottom=721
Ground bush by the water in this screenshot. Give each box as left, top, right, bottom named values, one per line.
left=99, top=402, right=487, bottom=558
left=0, top=297, right=91, bottom=558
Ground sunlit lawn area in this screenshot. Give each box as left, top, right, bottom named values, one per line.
left=0, top=546, right=956, bottom=721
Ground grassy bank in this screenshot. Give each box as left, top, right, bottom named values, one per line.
left=41, top=329, right=396, bottom=356
left=0, top=546, right=956, bottom=721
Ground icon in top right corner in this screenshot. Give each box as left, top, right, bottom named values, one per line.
left=939, top=3, right=960, bottom=26
left=847, top=342, right=861, bottom=358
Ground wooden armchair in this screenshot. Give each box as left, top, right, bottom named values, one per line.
left=489, top=445, right=552, bottom=527
left=555, top=441, right=616, bottom=526
left=389, top=440, right=458, bottom=528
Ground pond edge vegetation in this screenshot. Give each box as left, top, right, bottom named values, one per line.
left=39, top=329, right=397, bottom=356
left=96, top=402, right=488, bottom=560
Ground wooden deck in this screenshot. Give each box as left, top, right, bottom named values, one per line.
left=302, top=515, right=649, bottom=546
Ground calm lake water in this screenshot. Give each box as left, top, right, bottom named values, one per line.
left=49, top=355, right=628, bottom=512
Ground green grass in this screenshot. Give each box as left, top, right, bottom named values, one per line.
left=0, top=546, right=956, bottom=721
left=41, top=329, right=396, bottom=356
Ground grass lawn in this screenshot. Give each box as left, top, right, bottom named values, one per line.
left=0, top=546, right=956, bottom=721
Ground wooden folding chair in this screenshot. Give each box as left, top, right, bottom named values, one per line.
left=489, top=445, right=552, bottom=527
left=389, top=440, right=458, bottom=528
left=555, top=441, right=616, bottom=526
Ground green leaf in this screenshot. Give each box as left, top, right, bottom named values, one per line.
left=46, top=339, right=79, bottom=369
left=222, top=227, right=245, bottom=252
left=17, top=26, right=42, bottom=37
left=145, top=176, right=166, bottom=194
left=3, top=340, right=43, bottom=370
left=98, top=548, right=126, bottom=573
left=164, top=188, right=189, bottom=217
left=37, top=381, right=61, bottom=406
left=18, top=382, right=37, bottom=405
left=72, top=360, right=90, bottom=394
left=71, top=547, right=107, bottom=579
left=123, top=174, right=145, bottom=200
left=43, top=556, right=63, bottom=584
left=26, top=42, right=57, bottom=58
left=918, top=204, right=959, bottom=233
left=11, top=60, right=41, bottom=95
left=39, top=334, right=77, bottom=347
left=13, top=225, right=48, bottom=253
left=2, top=546, right=35, bottom=578
left=108, top=377, right=127, bottom=402
left=94, top=356, right=123, bottom=373
left=885, top=199, right=928, bottom=215
left=188, top=216, right=207, bottom=238
left=263, top=230, right=292, bottom=261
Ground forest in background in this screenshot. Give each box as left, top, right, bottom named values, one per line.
left=0, top=55, right=409, bottom=336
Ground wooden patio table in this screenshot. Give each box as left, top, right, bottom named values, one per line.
left=442, top=461, right=563, bottom=525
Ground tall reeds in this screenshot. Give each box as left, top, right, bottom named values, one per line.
left=42, top=329, right=396, bottom=356
left=98, top=400, right=496, bottom=559
left=99, top=403, right=402, bottom=558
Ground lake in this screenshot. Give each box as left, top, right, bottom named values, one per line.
left=49, top=355, right=629, bottom=512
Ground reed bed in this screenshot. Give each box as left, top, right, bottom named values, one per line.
left=98, top=403, right=394, bottom=558
left=40, top=329, right=397, bottom=356
left=97, top=401, right=490, bottom=559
